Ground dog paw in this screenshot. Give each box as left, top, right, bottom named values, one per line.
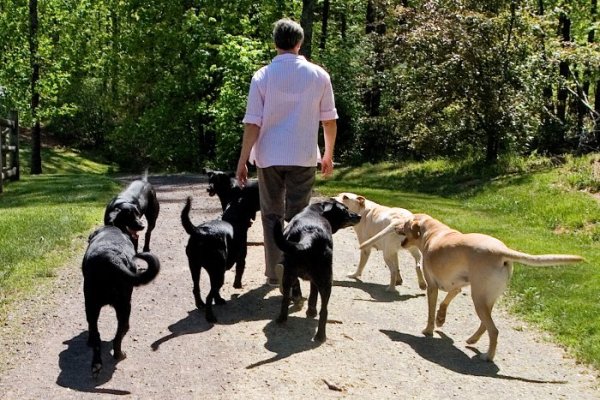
left=195, top=299, right=205, bottom=309
left=419, top=282, right=427, bottom=290
left=385, top=286, right=399, bottom=293
left=113, top=350, right=127, bottom=361
left=466, top=336, right=479, bottom=345
left=306, top=307, right=318, bottom=318
left=348, top=273, right=360, bottom=279
left=479, top=353, right=493, bottom=362
left=422, top=328, right=434, bottom=336
left=436, top=310, right=447, bottom=327
left=313, top=332, right=326, bottom=343
left=215, top=297, right=226, bottom=305
left=233, top=281, right=243, bottom=289
left=395, top=277, right=403, bottom=286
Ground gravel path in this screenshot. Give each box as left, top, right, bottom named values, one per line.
left=0, top=174, right=598, bottom=399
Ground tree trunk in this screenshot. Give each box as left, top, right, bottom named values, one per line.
left=319, top=0, right=330, bottom=50
left=590, top=0, right=600, bottom=145
left=300, top=0, right=315, bottom=59
left=364, top=0, right=386, bottom=118
left=28, top=0, right=41, bottom=174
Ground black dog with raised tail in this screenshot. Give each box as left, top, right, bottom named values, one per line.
left=273, top=199, right=361, bottom=342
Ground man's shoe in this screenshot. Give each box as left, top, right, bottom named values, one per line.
left=266, top=277, right=279, bottom=287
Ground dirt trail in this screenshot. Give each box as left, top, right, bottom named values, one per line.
left=0, top=174, right=598, bottom=399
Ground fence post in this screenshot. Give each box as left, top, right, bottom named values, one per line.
left=10, top=110, right=19, bottom=180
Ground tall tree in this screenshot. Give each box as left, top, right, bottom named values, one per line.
left=28, top=0, right=41, bottom=174
left=319, top=0, right=330, bottom=50
left=300, top=0, right=315, bottom=59
left=556, top=2, right=571, bottom=141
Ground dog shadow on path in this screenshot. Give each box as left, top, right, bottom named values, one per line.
left=334, top=279, right=425, bottom=303
left=246, top=314, right=322, bottom=369
left=150, top=310, right=213, bottom=351
left=150, top=284, right=280, bottom=351
left=380, top=329, right=567, bottom=384
left=56, top=332, right=130, bottom=395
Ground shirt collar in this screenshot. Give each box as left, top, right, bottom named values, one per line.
left=272, top=53, right=306, bottom=63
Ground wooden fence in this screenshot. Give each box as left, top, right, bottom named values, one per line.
left=0, top=110, right=20, bottom=193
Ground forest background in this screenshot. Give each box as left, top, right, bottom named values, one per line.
left=0, top=0, right=599, bottom=172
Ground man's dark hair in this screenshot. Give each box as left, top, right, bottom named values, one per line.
left=273, top=18, right=304, bottom=51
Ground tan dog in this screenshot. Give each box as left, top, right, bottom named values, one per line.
left=334, top=193, right=426, bottom=292
left=386, top=213, right=583, bottom=362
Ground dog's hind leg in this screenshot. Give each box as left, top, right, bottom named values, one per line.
left=233, top=245, right=247, bottom=289
left=84, top=300, right=102, bottom=377
left=188, top=263, right=204, bottom=309
left=143, top=198, right=159, bottom=252
left=436, top=288, right=460, bottom=327
left=205, top=269, right=225, bottom=323
left=306, top=281, right=319, bottom=318
left=407, top=246, right=426, bottom=290
left=469, top=292, right=499, bottom=361
left=313, top=283, right=331, bottom=343
left=277, top=266, right=295, bottom=324
left=383, top=251, right=401, bottom=292
left=422, top=286, right=439, bottom=336
left=348, top=247, right=371, bottom=279
left=112, top=301, right=131, bottom=361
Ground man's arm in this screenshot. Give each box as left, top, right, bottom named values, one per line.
left=321, top=119, right=337, bottom=177
left=236, top=123, right=260, bottom=186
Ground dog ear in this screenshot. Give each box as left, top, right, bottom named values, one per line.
left=322, top=201, right=335, bottom=213
left=410, top=219, right=421, bottom=239
left=357, top=196, right=366, bottom=207
left=107, top=209, right=120, bottom=224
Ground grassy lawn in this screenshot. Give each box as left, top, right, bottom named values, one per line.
left=316, top=155, right=600, bottom=370
left=1, top=147, right=599, bottom=371
left=0, top=146, right=119, bottom=314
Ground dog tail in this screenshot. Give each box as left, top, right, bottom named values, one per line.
left=181, top=196, right=196, bottom=235
left=142, top=168, right=149, bottom=182
left=127, top=252, right=161, bottom=286
left=273, top=219, right=306, bottom=254
left=358, top=222, right=399, bottom=249
left=502, top=250, right=584, bottom=266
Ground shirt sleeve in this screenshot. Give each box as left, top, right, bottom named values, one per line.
left=242, top=73, right=264, bottom=126
left=319, top=75, right=338, bottom=121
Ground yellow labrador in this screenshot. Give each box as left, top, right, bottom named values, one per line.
left=334, top=193, right=426, bottom=292
left=384, top=213, right=583, bottom=362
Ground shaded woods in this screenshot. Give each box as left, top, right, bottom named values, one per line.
left=0, top=0, right=598, bottom=172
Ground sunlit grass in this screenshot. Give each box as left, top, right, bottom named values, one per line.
left=0, top=145, right=120, bottom=316
left=317, top=154, right=600, bottom=369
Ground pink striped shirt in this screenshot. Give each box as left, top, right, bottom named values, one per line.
left=243, top=53, right=338, bottom=168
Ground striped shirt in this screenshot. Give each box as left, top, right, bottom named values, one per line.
left=243, top=53, right=338, bottom=168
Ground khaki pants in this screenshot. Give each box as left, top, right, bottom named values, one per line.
left=257, top=166, right=316, bottom=279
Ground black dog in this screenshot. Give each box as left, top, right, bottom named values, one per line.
left=82, top=225, right=160, bottom=377
left=104, top=176, right=160, bottom=252
left=205, top=168, right=260, bottom=216
left=273, top=199, right=361, bottom=342
left=181, top=195, right=256, bottom=322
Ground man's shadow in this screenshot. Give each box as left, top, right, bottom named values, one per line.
left=380, top=329, right=567, bottom=384
left=56, top=332, right=131, bottom=395
left=334, top=279, right=425, bottom=303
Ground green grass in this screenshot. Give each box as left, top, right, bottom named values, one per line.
left=317, top=154, right=600, bottom=370
left=0, top=146, right=120, bottom=315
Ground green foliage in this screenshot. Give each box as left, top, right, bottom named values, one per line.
left=1, top=0, right=599, bottom=170
left=211, top=35, right=269, bottom=169
left=316, top=154, right=600, bottom=369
